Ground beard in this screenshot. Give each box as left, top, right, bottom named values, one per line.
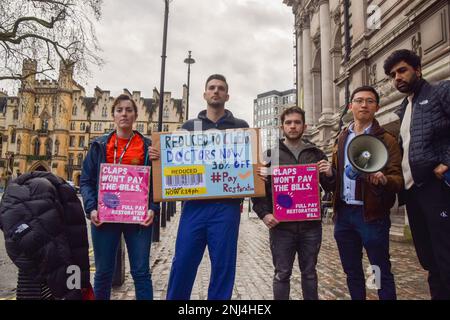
left=396, top=73, right=419, bottom=93
left=284, top=131, right=303, bottom=141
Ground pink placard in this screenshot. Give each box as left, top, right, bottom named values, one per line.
left=272, top=164, right=321, bottom=222
left=98, top=163, right=150, bottom=224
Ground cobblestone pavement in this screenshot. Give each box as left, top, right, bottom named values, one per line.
left=109, top=202, right=430, bottom=300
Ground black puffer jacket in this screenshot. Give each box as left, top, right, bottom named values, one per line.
left=0, top=172, right=90, bottom=299
left=395, top=79, right=450, bottom=185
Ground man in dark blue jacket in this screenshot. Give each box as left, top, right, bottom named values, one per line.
left=384, top=49, right=450, bottom=299
left=152, top=74, right=249, bottom=300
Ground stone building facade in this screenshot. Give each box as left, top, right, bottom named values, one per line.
left=283, top=0, right=450, bottom=237
left=253, top=88, right=296, bottom=150
left=0, top=60, right=187, bottom=188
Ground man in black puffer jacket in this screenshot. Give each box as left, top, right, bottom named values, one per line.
left=0, top=172, right=91, bottom=300
left=384, top=49, right=450, bottom=300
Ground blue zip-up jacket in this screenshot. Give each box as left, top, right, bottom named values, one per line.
left=80, top=130, right=160, bottom=219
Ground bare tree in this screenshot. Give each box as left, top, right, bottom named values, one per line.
left=0, top=0, right=104, bottom=84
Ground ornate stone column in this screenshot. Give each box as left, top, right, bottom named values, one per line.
left=319, top=0, right=333, bottom=117
left=301, top=12, right=313, bottom=126
left=296, top=20, right=303, bottom=109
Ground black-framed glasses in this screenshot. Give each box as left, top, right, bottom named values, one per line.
left=352, top=98, right=377, bottom=106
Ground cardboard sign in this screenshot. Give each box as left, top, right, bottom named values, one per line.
left=272, top=164, right=321, bottom=221
left=152, top=128, right=265, bottom=201
left=98, top=163, right=150, bottom=223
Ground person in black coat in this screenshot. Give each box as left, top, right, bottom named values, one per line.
left=0, top=171, right=91, bottom=300
left=383, top=49, right=450, bottom=300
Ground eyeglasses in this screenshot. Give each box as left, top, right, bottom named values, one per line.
left=352, top=98, right=377, bottom=106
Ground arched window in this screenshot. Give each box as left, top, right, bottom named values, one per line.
left=41, top=119, right=49, bottom=131
left=33, top=138, right=40, bottom=156
left=77, top=153, right=83, bottom=166
left=45, top=138, right=52, bottom=157
left=10, top=129, right=16, bottom=143
left=163, top=106, right=169, bottom=119
left=16, top=137, right=21, bottom=154
left=68, top=153, right=74, bottom=165
left=54, top=139, right=60, bottom=155
left=72, top=106, right=77, bottom=116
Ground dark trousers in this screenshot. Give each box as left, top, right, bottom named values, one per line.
left=269, top=222, right=322, bottom=300
left=334, top=204, right=396, bottom=300
left=405, top=178, right=450, bottom=300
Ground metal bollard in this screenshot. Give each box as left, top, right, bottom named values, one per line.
left=112, top=235, right=125, bottom=287
left=161, top=202, right=167, bottom=228
left=172, top=202, right=177, bottom=217
left=152, top=211, right=160, bottom=242
left=166, top=201, right=171, bottom=222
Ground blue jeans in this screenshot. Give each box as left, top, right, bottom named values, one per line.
left=334, top=204, right=396, bottom=300
left=270, top=222, right=322, bottom=300
left=91, top=223, right=153, bottom=300
left=166, top=200, right=241, bottom=300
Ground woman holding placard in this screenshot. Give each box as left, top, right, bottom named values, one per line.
left=80, top=94, right=159, bottom=300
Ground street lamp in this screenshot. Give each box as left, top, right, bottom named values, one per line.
left=155, top=0, right=173, bottom=243
left=157, top=0, right=172, bottom=133
left=184, top=50, right=195, bottom=121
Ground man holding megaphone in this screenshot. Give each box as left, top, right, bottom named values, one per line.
left=317, top=86, right=403, bottom=300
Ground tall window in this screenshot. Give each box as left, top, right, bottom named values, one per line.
left=68, top=153, right=74, bottom=165
left=13, top=109, right=18, bottom=120
left=34, top=105, right=39, bottom=116
left=79, top=136, right=85, bottom=148
left=10, top=129, right=16, bottom=143
left=55, top=139, right=60, bottom=155
left=33, top=138, right=40, bottom=156
left=77, top=153, right=83, bottom=166
left=80, top=123, right=86, bottom=131
left=17, top=138, right=21, bottom=154
left=41, top=119, right=48, bottom=131
left=69, top=135, right=75, bottom=147
left=72, top=106, right=77, bottom=116
left=163, top=106, right=169, bottom=119
left=70, top=122, right=75, bottom=130
left=45, top=138, right=52, bottom=157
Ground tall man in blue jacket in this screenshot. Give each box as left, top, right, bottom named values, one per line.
left=383, top=49, right=450, bottom=299
left=151, top=74, right=248, bottom=299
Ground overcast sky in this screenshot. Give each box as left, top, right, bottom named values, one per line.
left=85, top=0, right=294, bottom=126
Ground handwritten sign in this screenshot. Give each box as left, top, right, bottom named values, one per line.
left=98, top=163, right=150, bottom=223
left=272, top=164, right=321, bottom=221
left=152, top=128, right=265, bottom=201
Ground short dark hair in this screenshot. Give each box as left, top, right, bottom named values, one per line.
left=280, top=106, right=306, bottom=124
left=205, top=74, right=228, bottom=91
left=383, top=49, right=422, bottom=76
left=350, top=86, right=380, bottom=105
left=111, top=94, right=138, bottom=115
